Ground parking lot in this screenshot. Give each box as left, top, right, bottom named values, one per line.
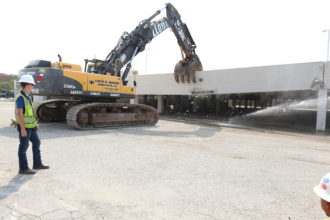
left=0, top=101, right=330, bottom=219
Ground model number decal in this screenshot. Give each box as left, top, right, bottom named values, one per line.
left=70, top=90, right=83, bottom=95
left=64, top=84, right=76, bottom=89
left=90, top=92, right=100, bottom=96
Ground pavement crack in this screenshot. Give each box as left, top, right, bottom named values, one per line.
left=288, top=157, right=330, bottom=166
left=4, top=204, right=23, bottom=216
left=37, top=208, right=64, bottom=218
left=18, top=214, right=41, bottom=219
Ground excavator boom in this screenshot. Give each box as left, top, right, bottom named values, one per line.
left=99, top=3, right=202, bottom=83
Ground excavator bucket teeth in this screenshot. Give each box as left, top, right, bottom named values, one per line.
left=180, top=72, right=186, bottom=83
left=184, top=72, right=191, bottom=83
left=174, top=61, right=185, bottom=83
left=186, top=58, right=203, bottom=83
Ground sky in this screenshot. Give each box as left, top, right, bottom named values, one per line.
left=1, top=0, right=330, bottom=75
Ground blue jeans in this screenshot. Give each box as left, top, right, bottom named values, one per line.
left=17, top=126, right=42, bottom=170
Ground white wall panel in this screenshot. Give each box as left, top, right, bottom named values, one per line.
left=131, top=62, right=325, bottom=95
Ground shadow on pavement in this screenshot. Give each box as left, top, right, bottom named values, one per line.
left=162, top=111, right=330, bottom=136
left=0, top=126, right=17, bottom=139
left=1, top=110, right=329, bottom=140
left=116, top=125, right=221, bottom=138
left=229, top=110, right=330, bottom=135
left=0, top=120, right=221, bottom=140
left=0, top=174, right=34, bottom=200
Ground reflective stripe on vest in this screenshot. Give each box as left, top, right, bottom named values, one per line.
left=14, top=93, right=38, bottom=128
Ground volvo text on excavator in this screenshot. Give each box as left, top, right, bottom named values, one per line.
left=18, top=3, right=203, bottom=129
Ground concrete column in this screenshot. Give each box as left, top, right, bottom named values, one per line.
left=130, top=95, right=139, bottom=104
left=33, top=95, right=47, bottom=104
left=215, top=95, right=221, bottom=114
left=14, top=80, right=18, bottom=95
left=193, top=97, right=198, bottom=113
left=157, top=95, right=164, bottom=114
left=231, top=99, right=234, bottom=108
left=143, top=95, right=147, bottom=105
left=316, top=88, right=328, bottom=131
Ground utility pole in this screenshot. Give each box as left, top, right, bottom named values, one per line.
left=323, top=29, right=330, bottom=61
left=145, top=47, right=150, bottom=74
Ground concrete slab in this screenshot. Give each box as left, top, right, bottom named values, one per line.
left=133, top=61, right=327, bottom=95
left=0, top=101, right=330, bottom=219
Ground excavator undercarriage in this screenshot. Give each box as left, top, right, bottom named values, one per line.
left=36, top=100, right=158, bottom=129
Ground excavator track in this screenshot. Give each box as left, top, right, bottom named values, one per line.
left=66, top=102, right=159, bottom=129
left=35, top=99, right=79, bottom=122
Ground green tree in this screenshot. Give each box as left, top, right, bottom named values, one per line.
left=9, top=75, right=17, bottom=90
left=0, top=82, right=10, bottom=90
left=0, top=75, right=16, bottom=91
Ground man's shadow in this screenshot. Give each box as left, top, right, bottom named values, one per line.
left=0, top=174, right=34, bottom=200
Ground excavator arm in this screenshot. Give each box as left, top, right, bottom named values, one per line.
left=99, top=3, right=202, bottom=84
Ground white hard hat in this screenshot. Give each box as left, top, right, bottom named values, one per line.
left=314, top=173, right=330, bottom=202
left=18, top=74, right=35, bottom=85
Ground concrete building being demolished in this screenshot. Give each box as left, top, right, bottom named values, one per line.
left=129, top=61, right=330, bottom=131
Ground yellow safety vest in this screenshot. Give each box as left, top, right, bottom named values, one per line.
left=14, top=93, right=38, bottom=128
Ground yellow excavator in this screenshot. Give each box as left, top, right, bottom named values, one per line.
left=18, top=3, right=202, bottom=129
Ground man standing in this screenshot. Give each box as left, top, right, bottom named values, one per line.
left=15, top=74, right=49, bottom=175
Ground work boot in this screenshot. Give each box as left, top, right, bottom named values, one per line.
left=33, top=164, right=49, bottom=169
left=19, top=168, right=36, bottom=175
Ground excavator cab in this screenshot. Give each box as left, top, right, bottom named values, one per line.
left=84, top=59, right=105, bottom=74
left=86, top=63, right=99, bottom=73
